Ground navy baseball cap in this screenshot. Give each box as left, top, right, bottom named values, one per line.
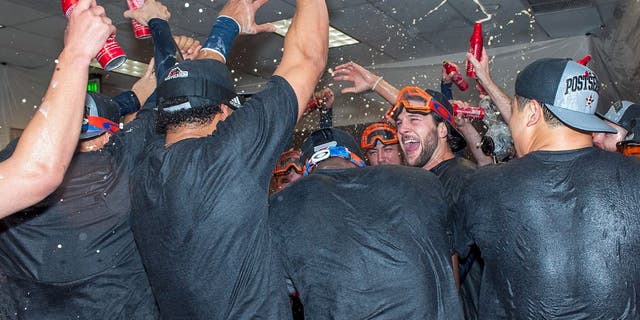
left=301, top=128, right=365, bottom=163
left=80, top=92, right=123, bottom=140
left=515, top=58, right=616, bottom=133
left=156, top=59, right=242, bottom=112
left=597, top=100, right=640, bottom=139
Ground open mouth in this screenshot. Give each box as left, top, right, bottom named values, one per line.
left=402, top=137, right=420, bottom=155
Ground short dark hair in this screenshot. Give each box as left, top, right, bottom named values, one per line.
left=515, top=95, right=562, bottom=128
left=429, top=112, right=466, bottom=152
left=156, top=97, right=222, bottom=134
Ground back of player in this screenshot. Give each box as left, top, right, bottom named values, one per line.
left=271, top=165, right=463, bottom=319
left=456, top=147, right=640, bottom=319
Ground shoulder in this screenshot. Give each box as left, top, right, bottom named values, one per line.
left=243, top=76, right=297, bottom=108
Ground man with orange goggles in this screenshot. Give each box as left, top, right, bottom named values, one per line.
left=272, top=149, right=304, bottom=192
left=360, top=122, right=402, bottom=166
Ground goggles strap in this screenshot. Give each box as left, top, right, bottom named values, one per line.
left=303, top=146, right=366, bottom=175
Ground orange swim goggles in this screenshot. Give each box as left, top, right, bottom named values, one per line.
left=385, top=86, right=456, bottom=127
left=360, top=122, right=399, bottom=150
left=273, top=149, right=304, bottom=176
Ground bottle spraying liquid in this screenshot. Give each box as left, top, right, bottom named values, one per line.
left=452, top=102, right=485, bottom=120
left=443, top=61, right=469, bottom=91
left=466, top=22, right=483, bottom=78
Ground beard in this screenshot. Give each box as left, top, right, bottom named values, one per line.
left=409, top=128, right=438, bottom=168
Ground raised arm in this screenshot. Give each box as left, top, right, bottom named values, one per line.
left=273, top=0, right=329, bottom=120
left=0, top=0, right=113, bottom=217
left=466, top=47, right=512, bottom=122
left=333, top=61, right=399, bottom=105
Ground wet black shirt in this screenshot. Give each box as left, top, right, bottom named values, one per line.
left=130, top=76, right=296, bottom=319
left=270, top=165, right=464, bottom=319
left=0, top=106, right=159, bottom=319
left=431, top=156, right=479, bottom=320
left=430, top=156, right=477, bottom=206
left=455, top=147, right=640, bottom=319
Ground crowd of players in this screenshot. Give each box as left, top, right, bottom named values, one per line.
left=0, top=0, right=639, bottom=319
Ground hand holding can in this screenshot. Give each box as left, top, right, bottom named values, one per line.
left=127, top=0, right=152, bottom=39
left=62, top=0, right=126, bottom=71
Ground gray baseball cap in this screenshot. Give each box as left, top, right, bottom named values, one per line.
left=597, top=100, right=640, bottom=139
left=515, top=58, right=616, bottom=133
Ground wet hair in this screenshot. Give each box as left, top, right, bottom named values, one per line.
left=156, top=97, right=222, bottom=134
left=429, top=112, right=466, bottom=152
left=516, top=95, right=562, bottom=128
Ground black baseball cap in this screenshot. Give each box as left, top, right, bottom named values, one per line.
left=515, top=58, right=616, bottom=133
left=80, top=92, right=123, bottom=140
left=301, top=128, right=364, bottom=163
left=156, top=59, right=242, bottom=112
left=597, top=100, right=640, bottom=139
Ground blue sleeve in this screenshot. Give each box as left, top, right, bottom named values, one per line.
left=112, top=91, right=140, bottom=115
left=441, top=81, right=453, bottom=100
left=148, top=18, right=177, bottom=83
left=319, top=108, right=333, bottom=129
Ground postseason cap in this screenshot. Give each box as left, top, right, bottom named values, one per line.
left=515, top=58, right=616, bottom=133
left=156, top=59, right=243, bottom=112
left=80, top=92, right=123, bottom=140
left=597, top=100, right=640, bottom=139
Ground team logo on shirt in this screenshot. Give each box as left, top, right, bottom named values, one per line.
left=164, top=67, right=188, bottom=80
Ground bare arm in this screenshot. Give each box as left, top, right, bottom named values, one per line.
left=455, top=117, right=494, bottom=167
left=0, top=0, right=114, bottom=217
left=273, top=0, right=329, bottom=120
left=333, top=61, right=399, bottom=105
left=466, top=47, right=512, bottom=122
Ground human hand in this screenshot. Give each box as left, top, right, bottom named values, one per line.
left=332, top=61, right=381, bottom=94
left=123, top=0, right=170, bottom=26
left=466, top=47, right=491, bottom=84
left=450, top=100, right=475, bottom=132
left=174, top=36, right=202, bottom=60
left=313, top=87, right=334, bottom=110
left=218, top=0, right=276, bottom=35
left=64, top=0, right=115, bottom=62
left=131, top=58, right=156, bottom=106
left=442, top=60, right=460, bottom=84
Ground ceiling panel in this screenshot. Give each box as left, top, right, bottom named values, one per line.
left=0, top=1, right=50, bottom=26
left=13, top=15, right=67, bottom=41
left=535, top=6, right=603, bottom=37
left=373, top=0, right=469, bottom=32
left=0, top=45, right=50, bottom=68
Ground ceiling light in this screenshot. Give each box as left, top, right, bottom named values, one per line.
left=270, top=19, right=359, bottom=48
left=0, top=25, right=4, bottom=29
left=90, top=58, right=148, bottom=78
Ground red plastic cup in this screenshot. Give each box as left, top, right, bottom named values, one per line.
left=452, top=103, right=485, bottom=120
left=443, top=61, right=469, bottom=91
left=61, top=0, right=127, bottom=71
left=127, top=0, right=152, bottom=39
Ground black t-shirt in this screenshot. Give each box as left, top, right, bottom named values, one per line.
left=430, top=156, right=477, bottom=206
left=270, top=165, right=464, bottom=319
left=455, top=147, right=640, bottom=319
left=130, top=76, right=296, bottom=319
left=0, top=106, right=159, bottom=319
left=431, top=156, right=479, bottom=320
